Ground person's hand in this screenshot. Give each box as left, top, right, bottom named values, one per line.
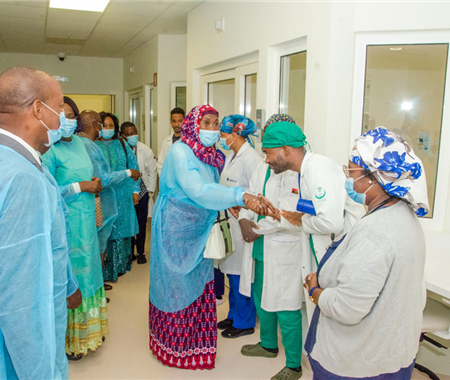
left=243, top=193, right=276, bottom=216
left=129, top=169, right=140, bottom=181
left=133, top=193, right=139, bottom=205
left=67, top=288, right=82, bottom=309
left=79, top=177, right=103, bottom=194
left=239, top=218, right=261, bottom=243
left=229, top=206, right=241, bottom=219
left=303, top=272, right=318, bottom=293
left=281, top=210, right=305, bottom=226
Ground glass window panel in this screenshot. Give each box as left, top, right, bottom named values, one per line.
left=279, top=51, right=307, bottom=128
left=176, top=86, right=187, bottom=111
left=208, top=78, right=235, bottom=118
left=245, top=74, right=257, bottom=121
left=362, top=43, right=449, bottom=217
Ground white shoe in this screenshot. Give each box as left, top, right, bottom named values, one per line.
left=216, top=297, right=224, bottom=306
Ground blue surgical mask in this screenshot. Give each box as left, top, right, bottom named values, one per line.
left=61, top=118, right=78, bottom=138
left=345, top=176, right=374, bottom=205
left=199, top=129, right=220, bottom=147
left=102, top=129, right=115, bottom=140
left=40, top=102, right=64, bottom=146
left=219, top=136, right=233, bottom=151
left=126, top=135, right=138, bottom=147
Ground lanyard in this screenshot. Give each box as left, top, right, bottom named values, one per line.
left=257, top=165, right=271, bottom=222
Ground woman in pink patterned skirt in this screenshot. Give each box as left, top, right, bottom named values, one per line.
left=149, top=105, right=259, bottom=370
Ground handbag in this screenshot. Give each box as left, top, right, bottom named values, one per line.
left=95, top=195, right=103, bottom=228
left=204, top=210, right=235, bottom=260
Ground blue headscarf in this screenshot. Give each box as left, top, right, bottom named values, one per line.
left=351, top=127, right=430, bottom=217
left=220, top=114, right=257, bottom=147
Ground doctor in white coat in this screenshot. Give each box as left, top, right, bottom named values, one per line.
left=239, top=156, right=303, bottom=380
left=121, top=122, right=157, bottom=264
left=156, top=107, right=185, bottom=175
left=260, top=118, right=364, bottom=324
left=217, top=114, right=261, bottom=339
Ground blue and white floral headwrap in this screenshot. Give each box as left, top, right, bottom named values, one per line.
left=351, top=127, right=430, bottom=217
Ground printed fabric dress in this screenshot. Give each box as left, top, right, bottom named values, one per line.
left=96, top=139, right=140, bottom=281
left=42, top=135, right=108, bottom=356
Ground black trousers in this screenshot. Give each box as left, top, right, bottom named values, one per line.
left=132, top=192, right=149, bottom=255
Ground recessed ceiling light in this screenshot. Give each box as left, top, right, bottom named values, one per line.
left=390, top=47, right=403, bottom=51
left=49, top=0, right=110, bottom=12
left=401, top=101, right=413, bottom=111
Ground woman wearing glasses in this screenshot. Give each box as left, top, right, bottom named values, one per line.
left=149, top=105, right=269, bottom=370
left=304, top=127, right=429, bottom=379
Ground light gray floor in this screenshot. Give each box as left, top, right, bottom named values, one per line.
left=69, top=225, right=449, bottom=380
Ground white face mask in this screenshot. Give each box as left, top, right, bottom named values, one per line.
left=40, top=102, right=64, bottom=146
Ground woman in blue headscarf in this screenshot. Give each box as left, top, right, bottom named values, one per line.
left=216, top=114, right=262, bottom=339
left=304, top=127, right=429, bottom=379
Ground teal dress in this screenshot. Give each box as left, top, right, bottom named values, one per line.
left=42, top=135, right=103, bottom=298
left=96, top=139, right=140, bottom=281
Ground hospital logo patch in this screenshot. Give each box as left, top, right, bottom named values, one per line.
left=315, top=187, right=326, bottom=199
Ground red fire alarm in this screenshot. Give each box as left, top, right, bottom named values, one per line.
left=153, top=73, right=157, bottom=86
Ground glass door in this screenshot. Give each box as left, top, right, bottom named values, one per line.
left=129, top=91, right=144, bottom=141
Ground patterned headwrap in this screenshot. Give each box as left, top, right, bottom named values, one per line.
left=220, top=114, right=257, bottom=147
left=63, top=96, right=82, bottom=134
left=351, top=127, right=429, bottom=217
left=181, top=105, right=224, bottom=169
left=264, top=113, right=296, bottom=129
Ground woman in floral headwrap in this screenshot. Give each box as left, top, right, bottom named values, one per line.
left=304, top=127, right=429, bottom=379
left=148, top=105, right=263, bottom=370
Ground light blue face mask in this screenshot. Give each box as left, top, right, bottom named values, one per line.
left=219, top=136, right=233, bottom=151
left=102, top=129, right=115, bottom=140
left=345, top=176, right=374, bottom=205
left=40, top=102, right=64, bottom=146
left=126, top=135, right=138, bottom=147
left=61, top=118, right=78, bottom=138
left=199, top=129, right=220, bottom=147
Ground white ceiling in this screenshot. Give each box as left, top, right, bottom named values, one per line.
left=0, top=0, right=204, bottom=58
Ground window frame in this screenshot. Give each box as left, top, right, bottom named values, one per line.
left=350, top=31, right=450, bottom=230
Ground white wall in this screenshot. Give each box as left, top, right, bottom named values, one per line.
left=157, top=34, right=187, bottom=152
left=187, top=2, right=450, bottom=373
left=0, top=52, right=124, bottom=120
left=123, top=34, right=186, bottom=153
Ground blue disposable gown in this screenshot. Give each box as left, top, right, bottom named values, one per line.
left=80, top=137, right=129, bottom=253
left=150, top=142, right=245, bottom=313
left=0, top=145, right=78, bottom=380
left=42, top=135, right=103, bottom=299
left=95, top=139, right=140, bottom=239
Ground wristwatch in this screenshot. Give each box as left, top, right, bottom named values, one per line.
left=309, top=286, right=319, bottom=304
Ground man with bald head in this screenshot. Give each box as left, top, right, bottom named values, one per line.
left=0, top=67, right=80, bottom=379
left=78, top=110, right=140, bottom=263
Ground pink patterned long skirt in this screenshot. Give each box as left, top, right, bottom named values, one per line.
left=149, top=280, right=217, bottom=370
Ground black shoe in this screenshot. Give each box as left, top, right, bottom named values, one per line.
left=137, top=253, right=147, bottom=264
left=221, top=326, right=255, bottom=339
left=131, top=253, right=137, bottom=261
left=67, top=353, right=83, bottom=361
left=217, top=318, right=233, bottom=330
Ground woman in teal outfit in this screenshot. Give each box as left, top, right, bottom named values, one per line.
left=42, top=98, right=108, bottom=359
left=96, top=112, right=140, bottom=281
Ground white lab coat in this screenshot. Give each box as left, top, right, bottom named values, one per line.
left=157, top=134, right=173, bottom=176
left=135, top=141, right=157, bottom=218
left=239, top=161, right=303, bottom=312
left=279, top=151, right=365, bottom=322
left=219, top=142, right=262, bottom=275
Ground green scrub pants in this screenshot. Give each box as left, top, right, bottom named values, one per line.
left=253, top=259, right=303, bottom=368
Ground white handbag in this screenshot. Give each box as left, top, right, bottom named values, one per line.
left=204, top=211, right=234, bottom=260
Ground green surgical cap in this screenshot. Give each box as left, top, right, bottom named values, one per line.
left=262, top=121, right=307, bottom=148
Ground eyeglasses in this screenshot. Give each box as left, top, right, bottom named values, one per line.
left=201, top=120, right=220, bottom=130
left=342, top=165, right=365, bottom=178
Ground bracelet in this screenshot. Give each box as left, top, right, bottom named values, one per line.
left=309, top=286, right=319, bottom=297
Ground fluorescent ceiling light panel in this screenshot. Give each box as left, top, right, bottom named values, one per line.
left=49, top=0, right=110, bottom=12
